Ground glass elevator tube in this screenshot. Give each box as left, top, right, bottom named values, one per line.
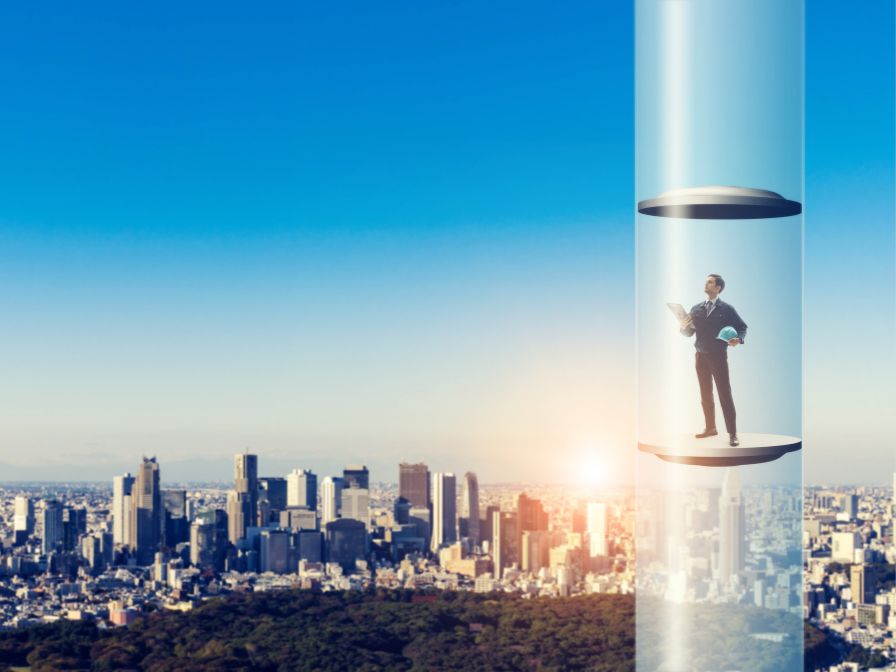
left=635, top=1, right=804, bottom=670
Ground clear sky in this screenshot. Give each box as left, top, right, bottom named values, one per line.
left=0, top=2, right=892, bottom=484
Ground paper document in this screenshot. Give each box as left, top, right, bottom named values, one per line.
left=666, top=302, right=689, bottom=322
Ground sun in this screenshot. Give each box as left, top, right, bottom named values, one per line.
left=573, top=447, right=611, bottom=489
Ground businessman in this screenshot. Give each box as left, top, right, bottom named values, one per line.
left=679, top=274, right=748, bottom=447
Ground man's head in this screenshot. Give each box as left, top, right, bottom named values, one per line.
left=704, top=274, right=725, bottom=299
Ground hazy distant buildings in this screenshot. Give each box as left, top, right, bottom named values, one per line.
left=287, top=469, right=318, bottom=511
left=463, top=472, right=480, bottom=546
left=112, top=473, right=134, bottom=546
left=431, top=472, right=457, bottom=552
left=718, top=469, right=745, bottom=583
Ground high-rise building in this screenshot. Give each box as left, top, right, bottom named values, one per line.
left=321, top=476, right=344, bottom=526
left=234, top=452, right=258, bottom=528
left=326, top=518, right=368, bottom=571
left=842, top=493, right=858, bottom=521
left=399, top=462, right=430, bottom=509
left=516, top=493, right=548, bottom=552
left=259, top=529, right=291, bottom=573
left=463, top=472, right=480, bottom=545
left=718, top=468, right=745, bottom=583
left=162, top=489, right=188, bottom=546
left=112, top=473, right=134, bottom=545
left=492, top=511, right=518, bottom=579
left=343, top=464, right=369, bottom=490
left=831, top=531, right=861, bottom=563
left=190, top=518, right=216, bottom=570
left=259, top=477, right=288, bottom=514
left=287, top=469, right=318, bottom=510
left=521, top=530, right=551, bottom=573
left=850, top=564, right=875, bottom=605
left=431, top=472, right=457, bottom=552
left=341, top=487, right=369, bottom=526
left=586, top=502, right=609, bottom=557
left=481, top=504, right=499, bottom=548
left=41, top=500, right=64, bottom=555
left=226, top=491, right=252, bottom=543
left=280, top=507, right=318, bottom=532
left=13, top=496, right=35, bottom=536
left=130, top=457, right=162, bottom=565
left=62, top=507, right=87, bottom=551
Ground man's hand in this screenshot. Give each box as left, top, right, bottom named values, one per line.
left=679, top=316, right=693, bottom=330
left=727, top=338, right=740, bottom=347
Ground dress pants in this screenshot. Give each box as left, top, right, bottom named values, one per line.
left=695, top=351, right=736, bottom=435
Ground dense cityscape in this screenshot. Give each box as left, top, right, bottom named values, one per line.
left=0, top=456, right=893, bottom=670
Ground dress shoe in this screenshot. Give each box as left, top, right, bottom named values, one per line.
left=695, top=429, right=718, bottom=439
left=729, top=434, right=739, bottom=447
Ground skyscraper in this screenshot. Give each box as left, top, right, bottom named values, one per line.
left=41, top=500, right=64, bottom=555
left=586, top=502, right=609, bottom=557
left=162, top=489, right=188, bottom=546
left=13, top=496, right=35, bottom=538
left=321, top=476, right=344, bottom=527
left=431, top=472, right=457, bottom=552
left=718, top=468, right=745, bottom=583
left=226, top=490, right=252, bottom=543
left=112, top=473, right=134, bottom=546
left=492, top=510, right=518, bottom=579
left=287, top=469, right=318, bottom=510
left=343, top=464, right=369, bottom=490
left=850, top=564, right=875, bottom=605
left=234, top=452, right=258, bottom=525
left=463, top=472, right=480, bottom=546
left=341, top=486, right=369, bottom=526
left=130, top=457, right=162, bottom=565
left=399, top=462, right=430, bottom=509
left=521, top=530, right=551, bottom=573
left=516, top=492, right=548, bottom=552
left=259, top=477, right=288, bottom=514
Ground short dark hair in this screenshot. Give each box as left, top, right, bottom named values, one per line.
left=708, top=274, right=725, bottom=291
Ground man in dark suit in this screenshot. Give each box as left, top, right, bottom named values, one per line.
left=679, top=274, right=748, bottom=447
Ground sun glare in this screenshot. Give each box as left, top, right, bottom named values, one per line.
left=574, top=448, right=611, bottom=489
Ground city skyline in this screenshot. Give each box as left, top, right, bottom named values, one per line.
left=0, top=3, right=892, bottom=486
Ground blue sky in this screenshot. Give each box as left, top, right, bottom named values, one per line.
left=0, top=2, right=891, bottom=484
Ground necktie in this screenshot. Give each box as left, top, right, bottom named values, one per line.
left=705, top=301, right=713, bottom=316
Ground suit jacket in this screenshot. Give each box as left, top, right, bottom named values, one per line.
left=681, top=298, right=748, bottom=355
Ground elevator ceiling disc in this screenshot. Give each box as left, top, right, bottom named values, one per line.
left=638, top=186, right=802, bottom=219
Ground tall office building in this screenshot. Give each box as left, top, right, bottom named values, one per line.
left=586, top=502, right=609, bottom=557
left=399, top=462, right=430, bottom=509
left=431, top=472, right=457, bottom=552
left=259, top=529, right=291, bottom=574
left=259, top=477, right=288, bottom=514
left=718, top=468, right=745, bottom=583
left=463, top=472, right=480, bottom=545
left=234, top=452, right=258, bottom=525
left=516, top=493, right=548, bottom=552
left=521, top=530, right=551, bottom=573
left=226, top=490, right=252, bottom=543
left=41, top=500, right=64, bottom=555
left=287, top=469, right=318, bottom=510
left=842, top=493, right=858, bottom=521
left=130, top=457, right=162, bottom=565
left=112, top=473, right=134, bottom=545
left=343, top=464, right=369, bottom=490
left=850, top=564, right=875, bottom=605
left=341, top=487, right=369, bottom=526
left=162, top=489, right=189, bottom=547
left=321, top=476, right=344, bottom=526
left=13, top=496, right=35, bottom=536
left=63, top=507, right=87, bottom=551
left=492, top=511, right=518, bottom=579
left=326, top=518, right=368, bottom=571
